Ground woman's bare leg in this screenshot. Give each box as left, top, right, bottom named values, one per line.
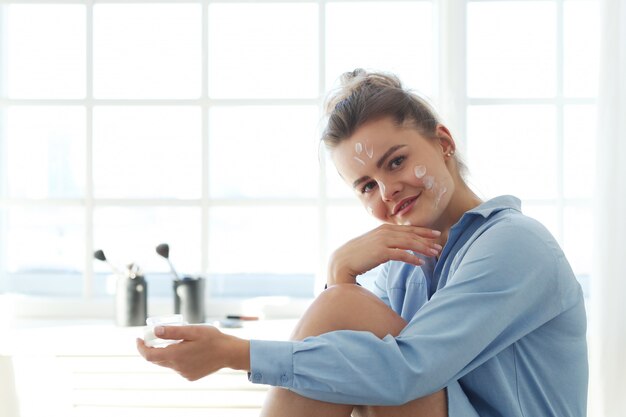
left=259, top=284, right=447, bottom=417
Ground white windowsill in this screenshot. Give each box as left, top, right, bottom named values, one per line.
left=0, top=316, right=297, bottom=417
left=0, top=316, right=298, bottom=357
left=0, top=293, right=313, bottom=322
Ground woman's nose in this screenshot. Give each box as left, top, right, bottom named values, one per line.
left=378, top=180, right=400, bottom=201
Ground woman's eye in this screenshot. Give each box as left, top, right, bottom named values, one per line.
left=361, top=181, right=377, bottom=194
left=389, top=156, right=405, bottom=169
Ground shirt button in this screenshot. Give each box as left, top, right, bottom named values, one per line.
left=253, top=373, right=262, bottom=382
left=280, top=374, right=289, bottom=385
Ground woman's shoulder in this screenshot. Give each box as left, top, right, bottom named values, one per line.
left=470, top=196, right=556, bottom=242
left=452, top=196, right=566, bottom=271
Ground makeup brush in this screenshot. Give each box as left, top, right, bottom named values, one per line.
left=94, top=249, right=124, bottom=277
left=156, top=243, right=181, bottom=281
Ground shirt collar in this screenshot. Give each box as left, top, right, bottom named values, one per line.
left=464, top=195, right=521, bottom=219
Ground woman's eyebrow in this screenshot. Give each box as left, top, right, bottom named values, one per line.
left=352, top=175, right=370, bottom=189
left=352, top=144, right=408, bottom=189
left=376, top=144, right=407, bottom=169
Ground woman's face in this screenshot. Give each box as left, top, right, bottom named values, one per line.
left=331, top=116, right=456, bottom=228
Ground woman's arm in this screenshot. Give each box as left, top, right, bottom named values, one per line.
left=137, top=224, right=438, bottom=381
left=248, top=217, right=582, bottom=405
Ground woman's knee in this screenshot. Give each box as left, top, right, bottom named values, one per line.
left=353, top=389, right=448, bottom=417
left=291, top=284, right=406, bottom=340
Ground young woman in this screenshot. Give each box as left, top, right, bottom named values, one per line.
left=137, top=69, right=588, bottom=417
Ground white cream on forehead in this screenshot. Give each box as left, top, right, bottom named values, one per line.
left=353, top=156, right=365, bottom=165
left=355, top=142, right=363, bottom=154
left=365, top=143, right=374, bottom=159
left=414, top=165, right=426, bottom=179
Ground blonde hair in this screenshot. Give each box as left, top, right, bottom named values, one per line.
left=322, top=69, right=440, bottom=147
left=321, top=68, right=467, bottom=176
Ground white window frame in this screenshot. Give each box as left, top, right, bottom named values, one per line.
left=0, top=0, right=595, bottom=319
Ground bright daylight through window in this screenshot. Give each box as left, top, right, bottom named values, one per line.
left=0, top=0, right=598, bottom=309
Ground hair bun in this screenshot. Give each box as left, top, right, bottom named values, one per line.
left=326, top=69, right=403, bottom=114
left=339, top=68, right=402, bottom=90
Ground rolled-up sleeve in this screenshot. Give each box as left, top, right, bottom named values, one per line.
left=249, top=339, right=294, bottom=386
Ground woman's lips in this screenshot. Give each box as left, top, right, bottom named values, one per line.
left=394, top=195, right=419, bottom=216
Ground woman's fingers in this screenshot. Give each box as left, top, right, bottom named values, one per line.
left=408, top=226, right=442, bottom=238
left=388, top=249, right=426, bottom=266
left=328, top=224, right=443, bottom=284
left=375, top=228, right=443, bottom=257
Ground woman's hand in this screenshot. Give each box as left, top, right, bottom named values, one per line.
left=328, top=224, right=442, bottom=285
left=136, top=325, right=250, bottom=381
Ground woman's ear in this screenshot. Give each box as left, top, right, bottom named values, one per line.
left=435, top=125, right=456, bottom=157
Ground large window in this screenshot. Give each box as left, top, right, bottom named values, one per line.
left=0, top=0, right=598, bottom=306
left=464, top=0, right=598, bottom=297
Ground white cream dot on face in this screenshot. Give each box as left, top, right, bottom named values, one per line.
left=379, top=181, right=386, bottom=196
left=367, top=206, right=374, bottom=215
left=365, top=143, right=374, bottom=159
left=353, top=156, right=366, bottom=165
left=355, top=142, right=363, bottom=154
left=434, top=186, right=448, bottom=209
left=414, top=165, right=426, bottom=179
left=423, top=176, right=435, bottom=190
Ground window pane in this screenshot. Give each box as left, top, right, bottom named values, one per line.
left=564, top=104, right=597, bottom=199
left=93, top=4, right=201, bottom=99
left=2, top=207, right=84, bottom=296
left=325, top=150, right=354, bottom=199
left=3, top=106, right=85, bottom=199
left=4, top=4, right=85, bottom=99
left=564, top=0, right=600, bottom=97
left=208, top=3, right=318, bottom=99
left=93, top=207, right=201, bottom=275
left=208, top=206, right=318, bottom=274
left=93, top=107, right=201, bottom=199
left=209, top=273, right=314, bottom=298
left=326, top=1, right=434, bottom=96
left=467, top=1, right=556, bottom=98
left=326, top=205, right=380, bottom=263
left=208, top=106, right=319, bottom=199
left=564, top=205, right=592, bottom=277
left=326, top=205, right=382, bottom=288
left=466, top=105, right=557, bottom=200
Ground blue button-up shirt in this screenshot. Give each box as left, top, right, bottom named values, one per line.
left=249, top=196, right=588, bottom=416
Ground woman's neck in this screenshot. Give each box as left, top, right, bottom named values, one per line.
left=434, top=184, right=482, bottom=247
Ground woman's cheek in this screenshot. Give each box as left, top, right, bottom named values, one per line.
left=362, top=200, right=376, bottom=216
left=367, top=203, right=391, bottom=223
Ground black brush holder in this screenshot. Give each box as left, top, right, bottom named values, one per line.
left=174, top=276, right=205, bottom=324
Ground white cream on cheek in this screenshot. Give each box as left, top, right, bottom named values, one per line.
left=423, top=175, right=435, bottom=190
left=414, top=165, right=426, bottom=179
left=434, top=185, right=448, bottom=209
left=415, top=164, right=435, bottom=190
left=414, top=164, right=448, bottom=209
